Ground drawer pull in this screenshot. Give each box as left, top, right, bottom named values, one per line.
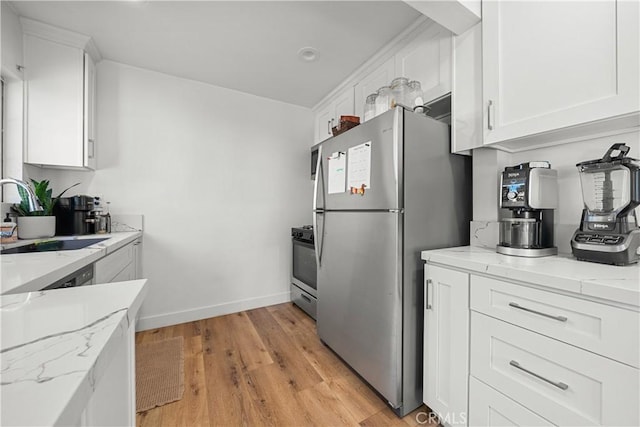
left=508, top=302, right=568, bottom=322
left=509, top=360, right=569, bottom=391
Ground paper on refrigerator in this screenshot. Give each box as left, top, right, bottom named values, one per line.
left=347, top=142, right=372, bottom=190
left=327, top=152, right=346, bottom=194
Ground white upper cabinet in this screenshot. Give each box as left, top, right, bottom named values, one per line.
left=482, top=0, right=640, bottom=147
left=451, top=22, right=482, bottom=153
left=395, top=22, right=452, bottom=104
left=22, top=19, right=101, bottom=170
left=317, top=21, right=453, bottom=144
left=84, top=52, right=97, bottom=170
left=354, top=57, right=395, bottom=120
left=313, top=87, right=354, bottom=144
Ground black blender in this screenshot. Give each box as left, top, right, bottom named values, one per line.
left=571, top=143, right=640, bottom=265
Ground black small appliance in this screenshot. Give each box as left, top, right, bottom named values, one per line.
left=571, top=143, right=640, bottom=265
left=53, top=195, right=96, bottom=235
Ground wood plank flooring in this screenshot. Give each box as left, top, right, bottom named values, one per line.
left=135, top=303, right=435, bottom=427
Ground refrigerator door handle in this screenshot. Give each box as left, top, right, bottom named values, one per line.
left=313, top=144, right=325, bottom=268
left=313, top=145, right=324, bottom=212
left=313, top=211, right=325, bottom=267
left=313, top=212, right=321, bottom=267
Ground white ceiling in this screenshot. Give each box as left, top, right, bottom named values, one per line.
left=10, top=1, right=422, bottom=108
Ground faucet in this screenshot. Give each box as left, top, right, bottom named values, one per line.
left=0, top=178, right=44, bottom=212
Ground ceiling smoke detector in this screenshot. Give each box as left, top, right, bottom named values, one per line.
left=297, top=47, right=319, bottom=62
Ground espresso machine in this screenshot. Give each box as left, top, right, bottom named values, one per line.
left=571, top=143, right=640, bottom=265
left=53, top=195, right=96, bottom=235
left=497, top=162, right=558, bottom=257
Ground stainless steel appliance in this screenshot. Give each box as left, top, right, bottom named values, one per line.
left=571, top=143, right=640, bottom=265
left=43, top=263, right=94, bottom=290
left=291, top=225, right=317, bottom=319
left=313, top=107, right=471, bottom=416
left=497, top=162, right=558, bottom=257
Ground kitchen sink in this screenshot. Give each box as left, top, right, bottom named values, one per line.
left=1, top=238, right=109, bottom=255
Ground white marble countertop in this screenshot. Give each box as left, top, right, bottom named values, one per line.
left=1, top=231, right=142, bottom=295
left=0, top=279, right=148, bottom=426
left=422, top=246, right=640, bottom=307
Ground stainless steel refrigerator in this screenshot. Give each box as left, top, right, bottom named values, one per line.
left=313, top=107, right=471, bottom=416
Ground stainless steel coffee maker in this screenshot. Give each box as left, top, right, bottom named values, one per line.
left=497, top=162, right=558, bottom=257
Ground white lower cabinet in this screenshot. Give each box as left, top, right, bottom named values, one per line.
left=94, top=240, right=140, bottom=284
left=79, top=322, right=135, bottom=426
left=423, top=261, right=640, bottom=427
left=468, top=377, right=554, bottom=427
left=471, top=275, right=640, bottom=368
left=423, top=265, right=469, bottom=426
left=471, top=311, right=639, bottom=426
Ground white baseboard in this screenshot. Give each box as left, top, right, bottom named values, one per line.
left=135, top=291, right=291, bottom=331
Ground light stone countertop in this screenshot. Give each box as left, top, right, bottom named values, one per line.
left=421, top=246, right=640, bottom=308
left=1, top=231, right=142, bottom=295
left=0, top=279, right=148, bottom=426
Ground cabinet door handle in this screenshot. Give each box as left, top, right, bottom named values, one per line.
left=509, top=360, right=569, bottom=391
left=425, top=278, right=433, bottom=310
left=88, top=139, right=95, bottom=159
left=487, top=100, right=495, bottom=130
left=508, top=302, right=568, bottom=322
left=327, top=120, right=331, bottom=135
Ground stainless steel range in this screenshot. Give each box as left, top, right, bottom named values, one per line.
left=290, top=225, right=317, bottom=319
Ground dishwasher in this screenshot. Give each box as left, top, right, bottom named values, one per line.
left=43, top=264, right=94, bottom=290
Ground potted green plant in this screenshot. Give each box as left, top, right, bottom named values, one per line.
left=11, top=179, right=79, bottom=239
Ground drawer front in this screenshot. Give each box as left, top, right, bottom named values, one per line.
left=469, top=377, right=553, bottom=426
left=94, top=243, right=134, bottom=283
left=471, top=275, right=639, bottom=368
left=471, top=312, right=640, bottom=426
left=291, top=284, right=317, bottom=319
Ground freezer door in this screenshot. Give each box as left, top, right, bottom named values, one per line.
left=317, top=211, right=403, bottom=408
left=318, top=108, right=402, bottom=211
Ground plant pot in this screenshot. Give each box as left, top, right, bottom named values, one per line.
left=17, top=216, right=56, bottom=239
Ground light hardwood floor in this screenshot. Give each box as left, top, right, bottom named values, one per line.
left=135, top=303, right=435, bottom=427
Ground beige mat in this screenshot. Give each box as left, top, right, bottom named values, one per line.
left=136, top=336, right=185, bottom=412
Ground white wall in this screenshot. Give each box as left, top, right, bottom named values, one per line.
left=34, top=60, right=313, bottom=329
left=472, top=130, right=640, bottom=252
